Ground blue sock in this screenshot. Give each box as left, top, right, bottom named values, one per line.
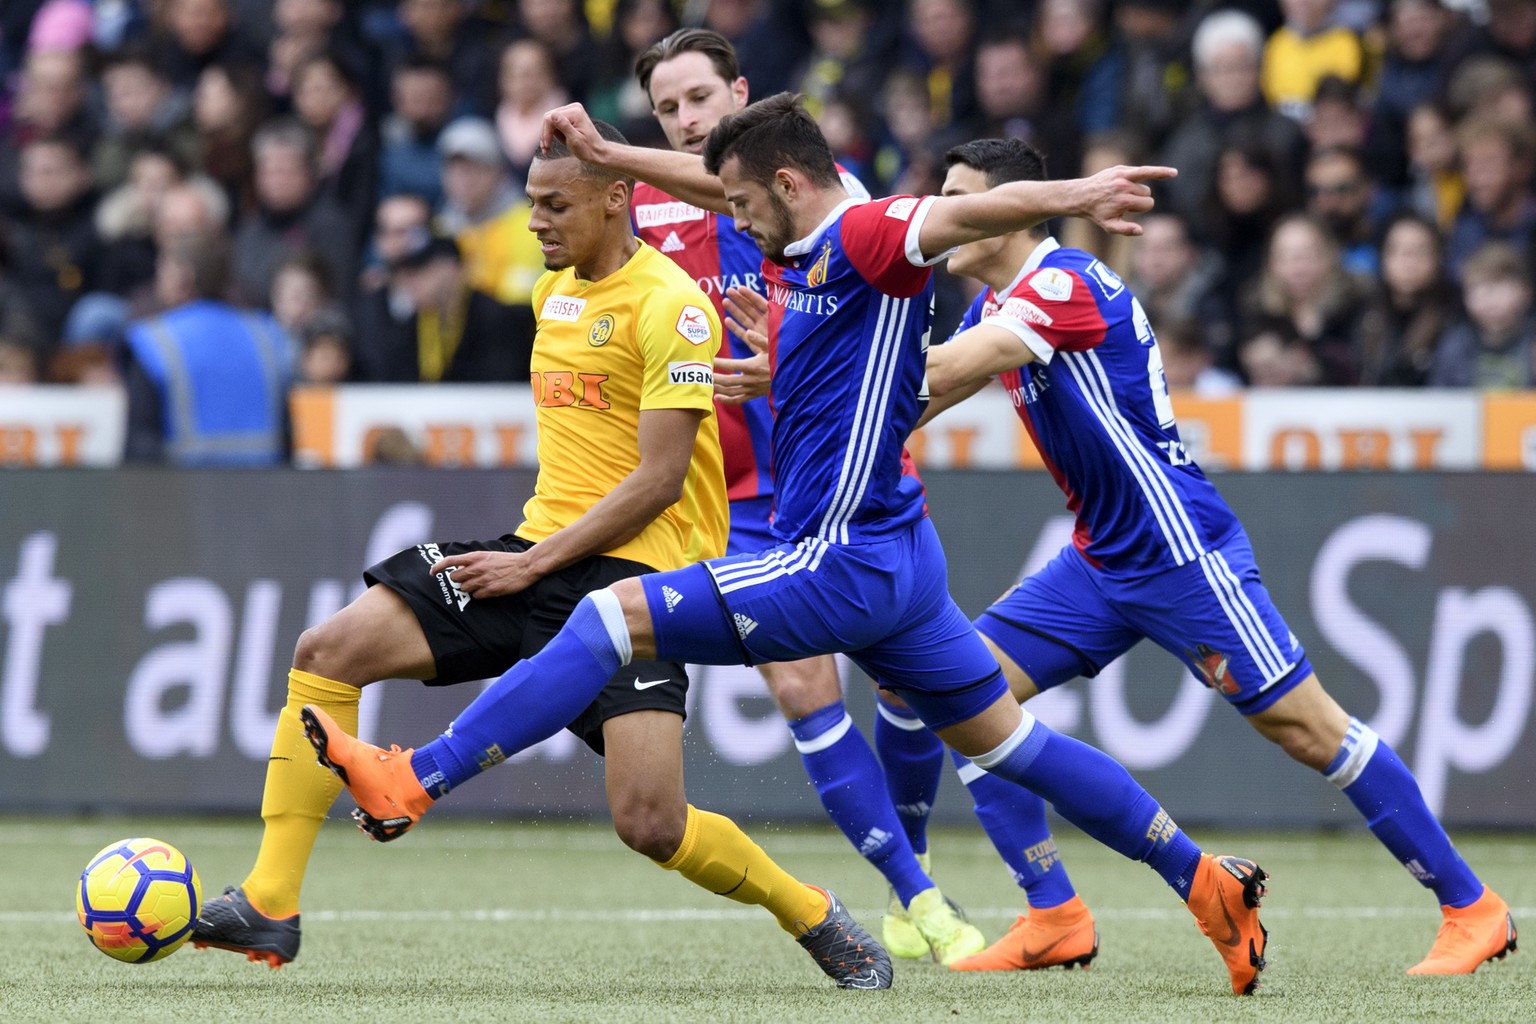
left=410, top=593, right=629, bottom=797
left=952, top=750, right=1077, bottom=909
left=974, top=712, right=1203, bottom=902
left=873, top=701, right=946, bottom=855
left=1326, top=718, right=1482, bottom=908
left=790, top=701, right=933, bottom=905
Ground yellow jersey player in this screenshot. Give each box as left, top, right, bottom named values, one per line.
left=194, top=118, right=892, bottom=990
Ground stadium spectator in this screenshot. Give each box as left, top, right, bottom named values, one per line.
left=357, top=231, right=532, bottom=383
left=1368, top=0, right=1462, bottom=188
left=792, top=0, right=888, bottom=122
left=1261, top=0, right=1366, bottom=122
left=1159, top=8, right=1306, bottom=229
left=971, top=33, right=1058, bottom=157
left=191, top=60, right=270, bottom=215
left=1305, top=145, right=1388, bottom=276
left=269, top=248, right=333, bottom=335
left=384, top=0, right=500, bottom=118
left=1355, top=212, right=1455, bottom=386
left=1432, top=239, right=1536, bottom=386
left=1126, top=211, right=1230, bottom=357
left=1446, top=0, right=1536, bottom=85
left=1404, top=100, right=1467, bottom=229
left=0, top=47, right=95, bottom=215
left=93, top=145, right=192, bottom=300
left=494, top=38, right=569, bottom=183
left=1303, top=75, right=1370, bottom=154
left=1447, top=115, right=1536, bottom=279
left=264, top=0, right=363, bottom=106
left=702, top=0, right=808, bottom=99
left=1155, top=316, right=1243, bottom=396
left=1112, top=0, right=1196, bottom=155
left=376, top=57, right=453, bottom=205
left=231, top=117, right=357, bottom=308
left=1035, top=0, right=1123, bottom=173
left=901, top=0, right=979, bottom=136
left=4, top=135, right=102, bottom=356
left=512, top=0, right=602, bottom=104
left=1240, top=321, right=1321, bottom=386
left=0, top=337, right=40, bottom=383
left=1244, top=212, right=1365, bottom=386
left=436, top=116, right=543, bottom=306
left=351, top=192, right=429, bottom=377
left=290, top=51, right=378, bottom=244
left=148, top=0, right=264, bottom=93
left=122, top=231, right=295, bottom=465
left=1445, top=53, right=1534, bottom=124
left=586, top=0, right=679, bottom=142
left=294, top=303, right=353, bottom=384
left=91, top=45, right=200, bottom=191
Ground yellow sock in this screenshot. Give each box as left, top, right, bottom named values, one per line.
left=658, top=805, right=828, bottom=934
left=240, top=669, right=361, bottom=919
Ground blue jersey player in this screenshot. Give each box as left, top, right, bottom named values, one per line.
left=627, top=28, right=985, bottom=965
left=919, top=138, right=1516, bottom=978
left=300, top=95, right=1274, bottom=996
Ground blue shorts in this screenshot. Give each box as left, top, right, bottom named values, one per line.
left=726, top=494, right=777, bottom=556
left=638, top=517, right=1007, bottom=730
left=975, top=531, right=1312, bottom=716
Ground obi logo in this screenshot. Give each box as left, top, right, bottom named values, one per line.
left=668, top=361, right=712, bottom=386
left=589, top=314, right=615, bottom=347
left=541, top=295, right=586, bottom=322
left=676, top=305, right=712, bottom=345
left=806, top=240, right=832, bottom=288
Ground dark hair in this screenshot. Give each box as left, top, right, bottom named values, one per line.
left=943, top=137, right=1048, bottom=188
left=537, top=118, right=635, bottom=188
left=163, top=232, right=231, bottom=300
left=635, top=28, right=740, bottom=98
left=702, top=92, right=839, bottom=188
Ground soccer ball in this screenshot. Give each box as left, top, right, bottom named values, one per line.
left=76, top=837, right=202, bottom=964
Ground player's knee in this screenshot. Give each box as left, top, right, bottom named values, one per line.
left=761, top=662, right=840, bottom=720
left=1267, top=720, right=1336, bottom=772
left=292, top=621, right=343, bottom=678
left=612, top=805, right=685, bottom=861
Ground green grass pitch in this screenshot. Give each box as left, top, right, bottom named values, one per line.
left=13, top=816, right=1531, bottom=1023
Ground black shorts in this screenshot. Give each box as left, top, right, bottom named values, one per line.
left=364, top=535, right=688, bottom=755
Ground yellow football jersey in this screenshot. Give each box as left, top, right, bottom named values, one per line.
left=516, top=241, right=728, bottom=570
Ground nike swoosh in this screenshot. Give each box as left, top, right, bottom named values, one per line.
left=269, top=756, right=292, bottom=762
left=633, top=678, right=670, bottom=690
left=112, top=843, right=174, bottom=880
left=842, top=968, right=882, bottom=990
left=1017, top=929, right=1077, bottom=965
left=1208, top=900, right=1241, bottom=948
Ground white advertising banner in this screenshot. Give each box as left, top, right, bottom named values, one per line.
left=0, top=386, right=125, bottom=467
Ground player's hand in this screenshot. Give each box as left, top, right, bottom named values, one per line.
left=429, top=550, right=540, bottom=599
left=723, top=286, right=769, bottom=354
left=1076, top=164, right=1177, bottom=236
left=715, top=352, right=771, bottom=403
left=541, top=103, right=606, bottom=162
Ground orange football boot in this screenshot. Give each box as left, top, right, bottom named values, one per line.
left=1407, top=886, right=1518, bottom=975
left=1186, top=854, right=1269, bottom=995
left=300, top=705, right=433, bottom=842
left=949, top=895, right=1098, bottom=971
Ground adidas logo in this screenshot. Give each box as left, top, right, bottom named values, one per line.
left=660, top=230, right=686, bottom=253
left=733, top=613, right=758, bottom=638
left=859, top=827, right=892, bottom=856
left=662, top=586, right=684, bottom=611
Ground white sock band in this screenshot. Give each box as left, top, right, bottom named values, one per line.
left=971, top=709, right=1039, bottom=771
left=954, top=757, right=987, bottom=785
left=589, top=588, right=633, bottom=666
left=1325, top=717, right=1379, bottom=789
left=793, top=712, right=854, bottom=754
left=876, top=702, right=926, bottom=730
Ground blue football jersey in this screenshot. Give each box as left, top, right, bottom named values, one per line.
left=959, top=238, right=1243, bottom=576
left=761, top=195, right=941, bottom=544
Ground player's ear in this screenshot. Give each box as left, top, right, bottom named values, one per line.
left=607, top=178, right=630, bottom=214
left=774, top=167, right=796, bottom=199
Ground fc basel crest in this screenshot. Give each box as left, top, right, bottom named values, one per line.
left=589, top=313, right=615, bottom=346
left=806, top=240, right=833, bottom=287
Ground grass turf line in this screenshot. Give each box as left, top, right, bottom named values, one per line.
left=12, top=817, right=1531, bottom=1024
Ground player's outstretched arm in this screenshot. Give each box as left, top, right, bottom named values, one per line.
left=431, top=407, right=706, bottom=597
left=916, top=164, right=1177, bottom=259
left=926, top=323, right=1037, bottom=395
left=542, top=103, right=731, bottom=215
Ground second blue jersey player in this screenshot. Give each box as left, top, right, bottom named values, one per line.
left=299, top=94, right=1281, bottom=996
left=920, top=138, right=1516, bottom=978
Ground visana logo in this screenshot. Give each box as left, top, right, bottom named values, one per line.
left=668, top=361, right=712, bottom=386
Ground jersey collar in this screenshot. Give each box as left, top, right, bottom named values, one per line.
left=783, top=197, right=869, bottom=260
left=996, top=236, right=1060, bottom=296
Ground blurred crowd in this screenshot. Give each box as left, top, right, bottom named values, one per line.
left=1, top=0, right=1535, bottom=465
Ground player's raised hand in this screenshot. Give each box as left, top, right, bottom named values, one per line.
left=430, top=550, right=540, bottom=599
left=715, top=353, right=771, bottom=403
left=1076, top=164, right=1177, bottom=236
left=723, top=286, right=769, bottom=354
left=541, top=102, right=605, bottom=162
